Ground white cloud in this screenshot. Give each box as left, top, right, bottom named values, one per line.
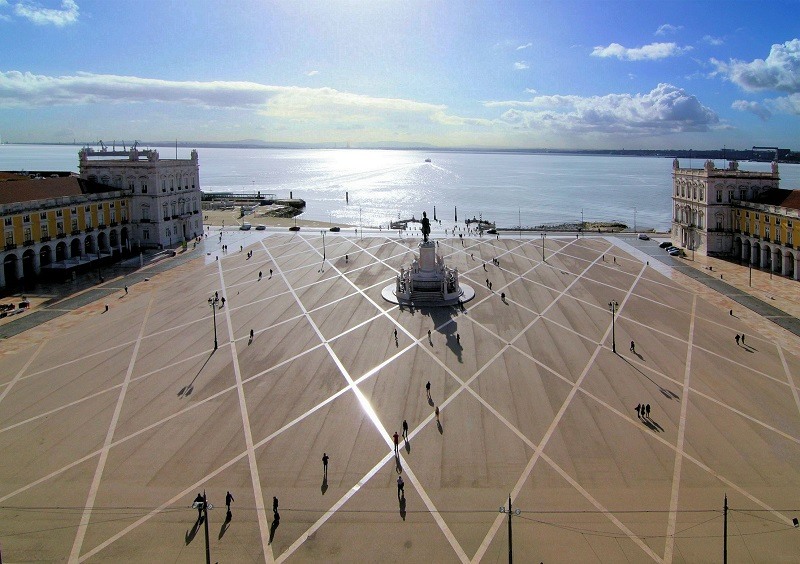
left=592, top=42, right=692, bottom=61
left=524, top=88, right=537, bottom=95
left=513, top=61, right=529, bottom=70
left=655, top=24, right=682, bottom=36
left=516, top=42, right=532, bottom=51
left=14, top=0, right=78, bottom=26
left=305, top=70, right=319, bottom=77
left=484, top=83, right=719, bottom=135
left=731, top=100, right=772, bottom=120
left=702, top=35, right=724, bottom=46
left=712, top=39, right=800, bottom=93
left=765, top=93, right=800, bottom=115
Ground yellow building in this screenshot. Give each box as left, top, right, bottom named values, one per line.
left=1, top=175, right=130, bottom=292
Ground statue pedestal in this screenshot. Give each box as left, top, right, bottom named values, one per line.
left=418, top=241, right=436, bottom=270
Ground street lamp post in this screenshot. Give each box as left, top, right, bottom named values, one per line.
left=207, top=296, right=219, bottom=350
left=499, top=496, right=521, bottom=563
left=359, top=207, right=362, bottom=240
left=320, top=230, right=326, bottom=272
left=608, top=300, right=619, bottom=353
left=541, top=233, right=545, bottom=261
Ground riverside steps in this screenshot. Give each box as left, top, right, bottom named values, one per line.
left=1, top=228, right=800, bottom=563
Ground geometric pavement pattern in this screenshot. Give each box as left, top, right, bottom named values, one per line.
left=2, top=231, right=800, bottom=563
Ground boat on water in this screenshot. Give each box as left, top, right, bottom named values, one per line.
left=425, top=158, right=431, bottom=163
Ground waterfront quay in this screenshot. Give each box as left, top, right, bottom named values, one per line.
left=1, top=229, right=800, bottom=562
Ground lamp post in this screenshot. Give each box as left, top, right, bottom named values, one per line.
left=541, top=232, right=545, bottom=261
left=499, top=496, right=521, bottom=563
left=320, top=230, right=326, bottom=272
left=608, top=300, right=619, bottom=353
left=207, top=296, right=219, bottom=350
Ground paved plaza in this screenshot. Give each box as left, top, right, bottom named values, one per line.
left=2, top=230, right=800, bottom=562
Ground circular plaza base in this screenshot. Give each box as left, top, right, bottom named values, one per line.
left=381, top=283, right=475, bottom=307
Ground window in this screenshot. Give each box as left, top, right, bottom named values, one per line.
left=85, top=205, right=91, bottom=212
left=23, top=214, right=30, bottom=223
left=692, top=186, right=697, bottom=199
left=170, top=178, right=174, bottom=192
left=40, top=212, right=47, bottom=220
left=110, top=210, right=116, bottom=223
left=128, top=178, right=135, bottom=191
left=71, top=207, right=77, bottom=215
left=788, top=229, right=793, bottom=246
left=140, top=177, right=148, bottom=194
left=98, top=209, right=104, bottom=224
left=110, top=202, right=115, bottom=208
left=3, top=217, right=11, bottom=227
left=24, top=227, right=31, bottom=241
left=755, top=213, right=760, bottom=220
left=765, top=226, right=770, bottom=240
left=41, top=223, right=49, bottom=238
left=166, top=228, right=171, bottom=238
left=740, top=189, right=746, bottom=200
left=143, top=229, right=150, bottom=240
left=162, top=203, right=168, bottom=219
left=86, top=214, right=92, bottom=228
left=699, top=188, right=704, bottom=201
left=4, top=231, right=13, bottom=245
left=71, top=218, right=78, bottom=231
left=728, top=190, right=734, bottom=202
left=716, top=190, right=722, bottom=203
left=56, top=210, right=63, bottom=217
left=57, top=221, right=64, bottom=234
left=141, top=205, right=150, bottom=221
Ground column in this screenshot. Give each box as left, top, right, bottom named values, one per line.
left=794, top=253, right=800, bottom=281
left=760, top=245, right=770, bottom=268
left=15, top=255, right=23, bottom=279
left=49, top=246, right=56, bottom=264
left=0, top=256, right=6, bottom=290
left=32, top=249, right=41, bottom=275
left=751, top=242, right=759, bottom=266
left=741, top=239, right=748, bottom=262
left=782, top=250, right=791, bottom=277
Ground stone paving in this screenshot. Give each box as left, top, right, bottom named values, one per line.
left=1, top=230, right=800, bottom=563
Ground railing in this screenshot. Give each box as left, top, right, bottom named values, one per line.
left=121, top=219, right=129, bottom=225
left=163, top=217, right=171, bottom=222
left=23, top=239, right=34, bottom=247
left=110, top=221, right=118, bottom=227
left=57, top=233, right=67, bottom=239
left=140, top=218, right=151, bottom=223
left=171, top=215, right=179, bottom=220
left=4, top=243, right=17, bottom=251
left=85, top=227, right=94, bottom=233
left=40, top=236, right=51, bottom=242
left=71, top=229, right=81, bottom=235
left=98, top=224, right=107, bottom=229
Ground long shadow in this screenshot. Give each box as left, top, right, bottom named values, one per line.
left=395, top=456, right=403, bottom=474
left=419, top=305, right=461, bottom=363
left=620, top=356, right=679, bottom=400
left=321, top=477, right=328, bottom=495
left=178, top=350, right=216, bottom=398
left=632, top=350, right=644, bottom=361
left=268, top=513, right=280, bottom=545
left=185, top=515, right=203, bottom=544
left=437, top=420, right=443, bottom=434
left=218, top=511, right=232, bottom=539
left=405, top=440, right=411, bottom=454
left=399, top=495, right=407, bottom=521
left=642, top=416, right=664, bottom=433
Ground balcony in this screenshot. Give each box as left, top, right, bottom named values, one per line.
left=23, top=239, right=34, bottom=247
left=57, top=233, right=67, bottom=239
left=84, top=227, right=94, bottom=233
left=171, top=215, right=179, bottom=220
left=121, top=219, right=129, bottom=225
left=163, top=217, right=171, bottom=222
left=110, top=221, right=118, bottom=227
left=4, top=243, right=17, bottom=251
left=140, top=218, right=151, bottom=223
left=40, top=235, right=51, bottom=243
left=71, top=229, right=81, bottom=235
left=98, top=224, right=107, bottom=230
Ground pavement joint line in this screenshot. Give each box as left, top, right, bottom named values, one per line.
left=69, top=293, right=155, bottom=563
left=779, top=347, right=800, bottom=419
left=277, top=235, right=468, bottom=561
left=474, top=251, right=647, bottom=561
left=0, top=340, right=46, bottom=408
left=664, top=294, right=697, bottom=563
left=217, top=260, right=274, bottom=562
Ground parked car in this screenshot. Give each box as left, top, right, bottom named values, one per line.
left=668, top=248, right=682, bottom=256
left=659, top=241, right=673, bottom=248
left=239, top=222, right=252, bottom=230
left=255, top=224, right=266, bottom=230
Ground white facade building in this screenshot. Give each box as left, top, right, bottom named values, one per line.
left=671, top=158, right=779, bottom=256
left=79, top=147, right=203, bottom=249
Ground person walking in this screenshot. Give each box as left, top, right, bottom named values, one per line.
left=124, top=286, right=128, bottom=295
left=249, top=328, right=254, bottom=341
left=428, top=329, right=432, bottom=344
left=630, top=340, right=635, bottom=353
left=735, top=334, right=740, bottom=345
left=394, top=328, right=398, bottom=340
left=425, top=381, right=431, bottom=400
left=402, top=419, right=409, bottom=442
left=225, top=491, right=234, bottom=512
left=322, top=452, right=329, bottom=480
left=393, top=431, right=400, bottom=455
left=272, top=496, right=279, bottom=514
left=741, top=334, right=746, bottom=345
left=194, top=493, right=204, bottom=519
left=645, top=404, right=651, bottom=418
left=397, top=475, right=405, bottom=500
left=259, top=270, right=262, bottom=280
left=104, top=304, right=109, bottom=313
left=635, top=404, right=641, bottom=418
left=435, top=405, right=440, bottom=424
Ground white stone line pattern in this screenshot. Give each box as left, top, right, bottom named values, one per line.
left=664, top=294, right=697, bottom=563
left=218, top=260, right=274, bottom=563
left=69, top=294, right=154, bottom=562
left=0, top=340, right=46, bottom=407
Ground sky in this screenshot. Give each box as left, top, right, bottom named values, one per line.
left=1, top=0, right=799, bottom=150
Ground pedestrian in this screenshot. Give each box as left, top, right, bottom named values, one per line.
left=225, top=491, right=234, bottom=512
left=194, top=493, right=204, bottom=519
left=486, top=278, right=490, bottom=287
left=483, top=263, right=486, bottom=271
left=602, top=254, right=605, bottom=261
left=269, top=268, right=273, bottom=278
left=613, top=257, right=616, bottom=264
left=630, top=340, right=635, bottom=353
left=345, top=254, right=348, bottom=263
left=428, top=329, right=432, bottom=343
left=393, top=431, right=400, bottom=455
left=397, top=475, right=405, bottom=500
left=501, top=292, right=506, bottom=302
left=272, top=496, right=279, bottom=513
left=215, top=291, right=219, bottom=300
left=220, top=296, right=226, bottom=307
left=249, top=328, right=254, bottom=340
left=435, top=405, right=440, bottom=423
left=402, top=419, right=408, bottom=441
left=124, top=285, right=128, bottom=294
left=645, top=404, right=651, bottom=418
left=425, top=381, right=431, bottom=400
left=456, top=333, right=460, bottom=343
left=104, top=304, right=109, bottom=313
left=259, top=270, right=262, bottom=280
left=735, top=334, right=740, bottom=345
left=322, top=452, right=329, bottom=479
left=729, top=309, right=732, bottom=316
left=635, top=404, right=641, bottom=418
left=394, top=328, right=398, bottom=340
left=741, top=334, right=745, bottom=345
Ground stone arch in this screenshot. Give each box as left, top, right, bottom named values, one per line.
left=70, top=237, right=82, bottom=258
left=22, top=248, right=36, bottom=281
left=39, top=244, right=53, bottom=267
left=97, top=231, right=108, bottom=252
left=84, top=234, right=96, bottom=255
left=56, top=241, right=67, bottom=262
left=109, top=229, right=119, bottom=248
left=3, top=252, right=20, bottom=289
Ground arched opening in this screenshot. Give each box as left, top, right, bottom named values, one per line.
left=97, top=231, right=108, bottom=253
left=56, top=242, right=67, bottom=262
left=120, top=227, right=130, bottom=252
left=109, top=229, right=118, bottom=249
left=70, top=238, right=82, bottom=258
left=22, top=249, right=36, bottom=285
left=3, top=254, right=19, bottom=291
left=39, top=245, right=52, bottom=267
left=84, top=235, right=96, bottom=256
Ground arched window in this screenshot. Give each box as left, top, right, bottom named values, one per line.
left=141, top=204, right=150, bottom=221
left=139, top=176, right=148, bottom=194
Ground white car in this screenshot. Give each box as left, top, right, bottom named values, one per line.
left=239, top=223, right=252, bottom=230
left=637, top=233, right=649, bottom=240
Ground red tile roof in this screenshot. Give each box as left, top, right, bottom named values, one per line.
left=0, top=177, right=121, bottom=206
